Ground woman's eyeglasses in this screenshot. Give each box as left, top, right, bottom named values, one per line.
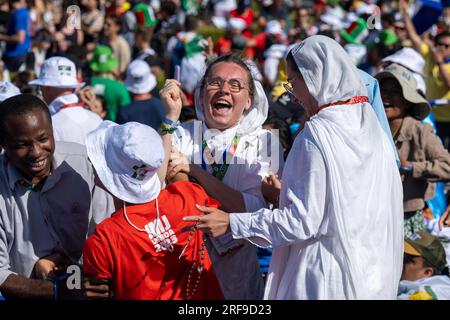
left=206, top=77, right=248, bottom=93
left=283, top=82, right=295, bottom=96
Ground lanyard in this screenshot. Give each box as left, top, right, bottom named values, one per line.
left=201, top=134, right=239, bottom=181
left=314, top=96, right=369, bottom=116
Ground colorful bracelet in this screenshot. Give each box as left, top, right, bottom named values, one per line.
left=161, top=122, right=178, bottom=135
left=162, top=117, right=180, bottom=127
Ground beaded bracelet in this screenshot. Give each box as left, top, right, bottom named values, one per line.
left=161, top=122, right=178, bottom=135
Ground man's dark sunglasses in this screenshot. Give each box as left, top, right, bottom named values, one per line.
left=437, top=42, right=450, bottom=49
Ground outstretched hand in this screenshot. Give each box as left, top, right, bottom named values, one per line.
left=183, top=205, right=231, bottom=237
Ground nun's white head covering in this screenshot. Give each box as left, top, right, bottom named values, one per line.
left=194, top=57, right=268, bottom=135
left=289, top=35, right=366, bottom=108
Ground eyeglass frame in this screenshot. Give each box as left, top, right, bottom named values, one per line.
left=205, top=77, right=250, bottom=93
left=283, top=82, right=295, bottom=96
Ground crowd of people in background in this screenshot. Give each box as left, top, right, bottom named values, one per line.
left=0, top=0, right=450, bottom=300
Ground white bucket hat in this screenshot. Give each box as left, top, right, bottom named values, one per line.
left=382, top=48, right=425, bottom=76
left=320, top=7, right=344, bottom=30
left=86, top=121, right=164, bottom=204
left=124, top=60, right=157, bottom=94
left=228, top=17, right=246, bottom=31
left=29, top=56, right=85, bottom=89
left=0, top=81, right=20, bottom=102
left=265, top=20, right=283, bottom=35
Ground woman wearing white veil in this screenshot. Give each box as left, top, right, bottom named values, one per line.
left=158, top=53, right=283, bottom=300
left=185, top=36, right=404, bottom=299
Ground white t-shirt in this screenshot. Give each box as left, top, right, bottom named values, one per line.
left=49, top=94, right=103, bottom=146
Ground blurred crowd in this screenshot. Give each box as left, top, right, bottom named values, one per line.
left=1, top=0, right=450, bottom=300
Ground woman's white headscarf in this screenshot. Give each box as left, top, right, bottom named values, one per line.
left=194, top=58, right=268, bottom=136
left=290, top=35, right=366, bottom=107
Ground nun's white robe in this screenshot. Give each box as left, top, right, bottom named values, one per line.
left=229, top=36, right=404, bottom=300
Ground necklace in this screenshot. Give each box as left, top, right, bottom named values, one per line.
left=123, top=198, right=174, bottom=252
left=201, top=134, right=239, bottom=181
left=183, top=232, right=206, bottom=300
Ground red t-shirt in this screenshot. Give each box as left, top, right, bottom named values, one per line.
left=82, top=181, right=224, bottom=300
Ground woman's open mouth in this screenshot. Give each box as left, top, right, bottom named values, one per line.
left=212, top=100, right=232, bottom=116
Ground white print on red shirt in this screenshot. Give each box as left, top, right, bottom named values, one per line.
left=144, top=215, right=178, bottom=252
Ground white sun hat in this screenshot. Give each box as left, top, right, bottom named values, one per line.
left=86, top=121, right=164, bottom=204
left=382, top=48, right=426, bottom=93
left=124, top=60, right=157, bottom=94
left=265, top=20, right=283, bottom=35
left=29, top=56, right=85, bottom=89
left=228, top=17, right=246, bottom=31
left=0, top=81, right=20, bottom=102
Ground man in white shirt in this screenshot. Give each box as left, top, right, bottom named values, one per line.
left=29, top=56, right=103, bottom=145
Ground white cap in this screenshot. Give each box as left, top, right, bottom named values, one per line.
left=86, top=121, right=164, bottom=204
left=124, top=60, right=157, bottom=94
left=0, top=81, right=20, bottom=102
left=211, top=16, right=228, bottom=29
left=29, top=56, right=85, bottom=89
left=228, top=17, right=246, bottom=31
left=382, top=48, right=425, bottom=76
left=265, top=20, right=283, bottom=35
left=320, top=7, right=344, bottom=30
left=344, top=44, right=367, bottom=66
left=381, top=47, right=427, bottom=93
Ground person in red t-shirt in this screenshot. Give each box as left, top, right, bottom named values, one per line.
left=82, top=121, right=224, bottom=300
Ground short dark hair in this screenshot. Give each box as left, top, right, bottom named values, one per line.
left=0, top=94, right=51, bottom=138
left=160, top=0, right=177, bottom=16
left=200, top=52, right=255, bottom=100
left=105, top=13, right=122, bottom=29
left=135, top=25, right=154, bottom=43
left=404, top=253, right=443, bottom=276
left=435, top=31, right=450, bottom=45
left=184, top=15, right=198, bottom=32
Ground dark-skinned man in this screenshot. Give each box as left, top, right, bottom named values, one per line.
left=0, top=94, right=114, bottom=299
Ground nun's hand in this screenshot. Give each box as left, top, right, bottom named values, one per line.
left=262, top=174, right=281, bottom=208
left=183, top=205, right=231, bottom=237
left=160, top=79, right=183, bottom=122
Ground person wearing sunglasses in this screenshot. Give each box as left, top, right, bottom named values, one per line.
left=400, top=0, right=450, bottom=150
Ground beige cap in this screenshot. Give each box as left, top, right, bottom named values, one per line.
left=376, top=63, right=431, bottom=121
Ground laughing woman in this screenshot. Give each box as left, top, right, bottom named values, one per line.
left=158, top=53, right=283, bottom=300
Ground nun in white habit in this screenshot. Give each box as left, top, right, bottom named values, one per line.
left=185, top=35, right=404, bottom=300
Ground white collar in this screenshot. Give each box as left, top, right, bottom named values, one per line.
left=202, top=122, right=238, bottom=151
left=47, top=93, right=80, bottom=115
